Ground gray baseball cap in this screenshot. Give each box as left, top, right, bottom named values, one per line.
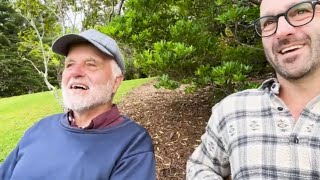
left=52, top=29, right=125, bottom=74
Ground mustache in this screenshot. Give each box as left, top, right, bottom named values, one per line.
left=277, top=37, right=301, bottom=46
left=273, top=36, right=307, bottom=52
left=62, top=79, right=90, bottom=88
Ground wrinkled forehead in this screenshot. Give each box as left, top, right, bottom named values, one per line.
left=260, top=0, right=304, bottom=16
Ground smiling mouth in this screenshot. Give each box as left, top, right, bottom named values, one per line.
left=70, top=84, right=89, bottom=90
left=279, top=45, right=304, bottom=55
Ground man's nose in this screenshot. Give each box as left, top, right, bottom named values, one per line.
left=275, top=16, right=296, bottom=38
left=68, top=64, right=86, bottom=77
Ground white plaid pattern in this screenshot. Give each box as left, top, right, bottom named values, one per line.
left=187, top=78, right=320, bottom=179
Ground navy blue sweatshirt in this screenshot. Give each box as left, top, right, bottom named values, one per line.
left=0, top=114, right=156, bottom=180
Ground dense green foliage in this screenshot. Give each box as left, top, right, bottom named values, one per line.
left=100, top=0, right=269, bottom=96
left=1, top=0, right=270, bottom=98
left=0, top=0, right=52, bottom=97
left=0, top=0, right=126, bottom=98
left=0, top=78, right=153, bottom=162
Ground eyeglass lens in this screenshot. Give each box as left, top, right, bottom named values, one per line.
left=255, top=2, right=316, bottom=37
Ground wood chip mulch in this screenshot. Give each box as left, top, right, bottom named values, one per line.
left=118, top=80, right=215, bottom=180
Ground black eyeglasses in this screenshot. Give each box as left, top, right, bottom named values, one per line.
left=253, top=0, right=320, bottom=37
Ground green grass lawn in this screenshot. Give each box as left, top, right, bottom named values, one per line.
left=0, top=78, right=153, bottom=162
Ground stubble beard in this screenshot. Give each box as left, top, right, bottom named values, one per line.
left=62, top=80, right=114, bottom=112
left=264, top=35, right=320, bottom=81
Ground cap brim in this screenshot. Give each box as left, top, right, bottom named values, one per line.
left=52, top=34, right=89, bottom=56
left=51, top=29, right=125, bottom=74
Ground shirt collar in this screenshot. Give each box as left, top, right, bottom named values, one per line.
left=67, top=104, right=123, bottom=129
left=259, top=78, right=280, bottom=95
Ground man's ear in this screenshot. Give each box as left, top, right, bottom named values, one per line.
left=112, top=75, right=123, bottom=94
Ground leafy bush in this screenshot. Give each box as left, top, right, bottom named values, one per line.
left=135, top=40, right=195, bottom=79
left=154, top=74, right=180, bottom=90
left=220, top=45, right=267, bottom=74
left=195, top=61, right=259, bottom=101
left=100, top=0, right=266, bottom=97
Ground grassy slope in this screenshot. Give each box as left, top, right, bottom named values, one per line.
left=0, top=78, right=153, bottom=162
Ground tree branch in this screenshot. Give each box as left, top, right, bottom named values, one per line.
left=118, top=0, right=125, bottom=15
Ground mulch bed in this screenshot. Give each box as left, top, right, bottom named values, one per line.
left=118, top=80, right=215, bottom=179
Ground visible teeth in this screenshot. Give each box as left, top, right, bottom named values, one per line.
left=71, top=85, right=88, bottom=90
left=281, top=45, right=303, bottom=54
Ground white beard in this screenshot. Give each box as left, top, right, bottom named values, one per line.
left=62, top=80, right=114, bottom=112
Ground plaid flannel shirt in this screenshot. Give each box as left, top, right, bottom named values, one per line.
left=187, top=78, right=320, bottom=179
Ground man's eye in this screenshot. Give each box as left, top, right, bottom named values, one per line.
left=65, top=63, right=73, bottom=68
left=297, top=9, right=307, bottom=14
left=289, top=3, right=313, bottom=16
left=264, top=20, right=275, bottom=28
left=291, top=8, right=311, bottom=16
left=87, top=63, right=97, bottom=67
left=85, top=62, right=101, bottom=71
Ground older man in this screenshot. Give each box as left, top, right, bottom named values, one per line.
left=0, top=29, right=156, bottom=180
left=187, top=0, right=320, bottom=179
